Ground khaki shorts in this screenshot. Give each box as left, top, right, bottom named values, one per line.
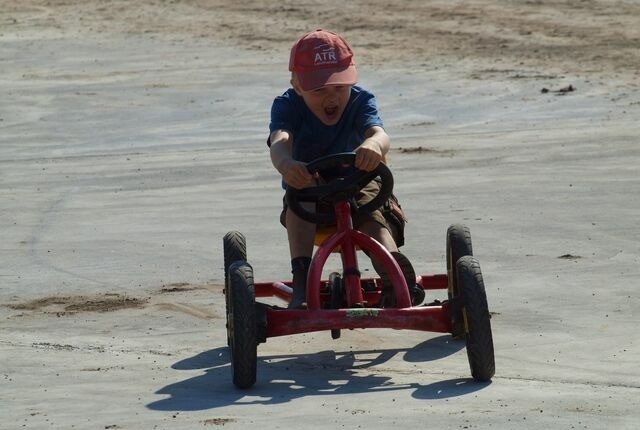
left=281, top=180, right=407, bottom=247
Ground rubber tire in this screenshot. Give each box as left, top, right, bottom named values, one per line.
left=446, top=224, right=473, bottom=338
left=223, top=231, right=246, bottom=346
left=227, top=260, right=257, bottom=389
left=456, top=255, right=495, bottom=382
left=328, top=272, right=343, bottom=339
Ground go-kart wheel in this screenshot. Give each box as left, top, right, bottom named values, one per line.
left=328, top=272, right=343, bottom=340
left=446, top=224, right=473, bottom=338
left=285, top=152, right=394, bottom=224
left=223, top=231, right=246, bottom=346
left=227, top=260, right=257, bottom=389
left=456, top=255, right=495, bottom=382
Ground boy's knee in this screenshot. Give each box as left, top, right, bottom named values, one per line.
left=358, top=220, right=398, bottom=252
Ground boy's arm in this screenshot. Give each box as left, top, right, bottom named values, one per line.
left=355, top=126, right=390, bottom=171
left=269, top=129, right=315, bottom=189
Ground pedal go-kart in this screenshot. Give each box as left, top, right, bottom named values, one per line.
left=223, top=152, right=495, bottom=389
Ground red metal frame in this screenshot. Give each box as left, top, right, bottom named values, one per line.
left=255, top=200, right=452, bottom=339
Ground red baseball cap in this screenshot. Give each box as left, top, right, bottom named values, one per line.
left=289, top=29, right=357, bottom=91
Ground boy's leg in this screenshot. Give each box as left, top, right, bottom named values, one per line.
left=357, top=220, right=398, bottom=252
left=285, top=203, right=315, bottom=308
left=360, top=219, right=425, bottom=307
left=354, top=181, right=423, bottom=305
left=285, top=204, right=316, bottom=258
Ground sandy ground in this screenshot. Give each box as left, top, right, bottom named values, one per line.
left=1, top=1, right=640, bottom=429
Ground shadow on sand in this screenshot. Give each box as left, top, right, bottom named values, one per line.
left=147, top=335, right=490, bottom=411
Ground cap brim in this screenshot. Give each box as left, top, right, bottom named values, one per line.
left=297, top=65, right=357, bottom=91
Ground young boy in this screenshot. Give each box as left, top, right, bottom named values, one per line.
left=267, top=29, right=424, bottom=309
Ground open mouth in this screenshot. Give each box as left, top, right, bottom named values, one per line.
left=324, top=105, right=338, bottom=117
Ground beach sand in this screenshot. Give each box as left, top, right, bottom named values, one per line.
left=1, top=1, right=639, bottom=428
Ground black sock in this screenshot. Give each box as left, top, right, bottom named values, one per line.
left=291, top=257, right=312, bottom=283
left=289, top=257, right=311, bottom=307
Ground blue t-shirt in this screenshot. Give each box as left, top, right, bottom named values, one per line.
left=268, top=86, right=384, bottom=163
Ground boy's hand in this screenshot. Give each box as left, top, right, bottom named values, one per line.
left=278, top=158, right=316, bottom=189
left=355, top=140, right=383, bottom=171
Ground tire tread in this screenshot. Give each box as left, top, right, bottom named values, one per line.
left=456, top=255, right=495, bottom=381
left=228, top=260, right=257, bottom=389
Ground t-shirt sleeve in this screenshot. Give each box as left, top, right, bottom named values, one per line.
left=268, top=92, right=299, bottom=147
left=355, top=92, right=384, bottom=136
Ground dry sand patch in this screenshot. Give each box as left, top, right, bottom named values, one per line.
left=6, top=293, right=147, bottom=315
left=3, top=0, right=639, bottom=80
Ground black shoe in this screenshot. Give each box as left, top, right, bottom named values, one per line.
left=410, top=283, right=426, bottom=306
left=380, top=284, right=425, bottom=307
left=288, top=283, right=307, bottom=309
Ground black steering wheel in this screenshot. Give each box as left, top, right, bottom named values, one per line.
left=285, top=152, right=393, bottom=224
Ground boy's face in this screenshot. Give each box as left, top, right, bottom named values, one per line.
left=292, top=77, right=351, bottom=126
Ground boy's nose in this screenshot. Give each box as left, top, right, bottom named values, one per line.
left=325, top=88, right=339, bottom=101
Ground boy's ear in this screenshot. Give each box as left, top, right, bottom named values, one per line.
left=290, top=75, right=303, bottom=96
